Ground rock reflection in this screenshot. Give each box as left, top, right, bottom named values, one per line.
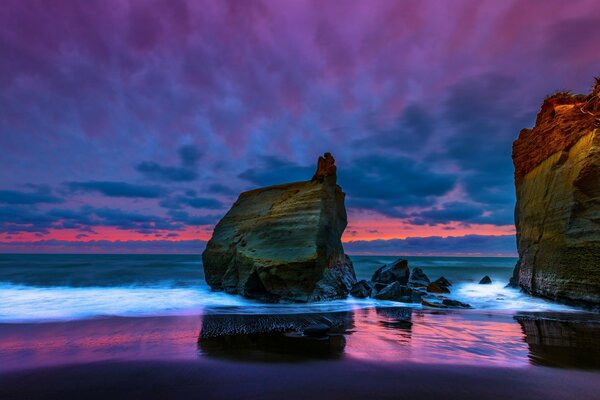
left=516, top=312, right=600, bottom=369
left=198, top=312, right=353, bottom=362
left=375, top=307, right=412, bottom=343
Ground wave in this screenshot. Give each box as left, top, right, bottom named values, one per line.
left=0, top=280, right=577, bottom=323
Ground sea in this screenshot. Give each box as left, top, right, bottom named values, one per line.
left=0, top=254, right=577, bottom=323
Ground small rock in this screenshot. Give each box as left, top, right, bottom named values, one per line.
left=350, top=280, right=374, bottom=298
left=409, top=268, right=430, bottom=287
left=479, top=275, right=492, bottom=284
left=442, top=299, right=471, bottom=308
left=303, top=323, right=331, bottom=337
left=427, top=282, right=451, bottom=294
left=434, top=276, right=452, bottom=287
left=421, top=299, right=448, bottom=308
left=371, top=259, right=410, bottom=285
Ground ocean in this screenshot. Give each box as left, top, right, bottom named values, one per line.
left=0, top=254, right=576, bottom=323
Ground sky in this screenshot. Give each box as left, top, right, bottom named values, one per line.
left=1, top=0, right=599, bottom=255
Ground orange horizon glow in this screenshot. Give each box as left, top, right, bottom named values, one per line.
left=1, top=219, right=515, bottom=244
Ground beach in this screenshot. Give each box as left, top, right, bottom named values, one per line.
left=2, top=310, right=600, bottom=399
left=1, top=254, right=600, bottom=398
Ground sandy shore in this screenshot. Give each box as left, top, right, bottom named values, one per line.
left=2, top=310, right=600, bottom=399
left=2, top=358, right=600, bottom=400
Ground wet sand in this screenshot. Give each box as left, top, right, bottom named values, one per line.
left=1, top=308, right=600, bottom=399
left=1, top=359, right=600, bottom=400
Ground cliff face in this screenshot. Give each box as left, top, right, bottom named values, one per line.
left=511, top=79, right=600, bottom=306
left=202, top=153, right=356, bottom=302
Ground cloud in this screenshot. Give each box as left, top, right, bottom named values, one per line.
left=238, top=156, right=314, bottom=186
left=135, top=144, right=203, bottom=182
left=1, top=1, right=599, bottom=249
left=178, top=144, right=203, bottom=167
left=0, top=188, right=63, bottom=204
left=66, top=181, right=164, bottom=198
left=344, top=234, right=517, bottom=256
left=159, top=192, right=222, bottom=210
left=135, top=162, right=198, bottom=182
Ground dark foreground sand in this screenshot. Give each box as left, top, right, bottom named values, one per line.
left=2, top=359, right=600, bottom=400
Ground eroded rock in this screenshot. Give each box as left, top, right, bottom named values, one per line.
left=510, top=78, right=600, bottom=306
left=202, top=153, right=356, bottom=302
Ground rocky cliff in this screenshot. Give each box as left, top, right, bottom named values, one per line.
left=510, top=78, right=600, bottom=307
left=202, top=153, right=356, bottom=302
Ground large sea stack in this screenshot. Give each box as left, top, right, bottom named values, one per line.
left=510, top=78, right=600, bottom=306
left=202, top=153, right=356, bottom=302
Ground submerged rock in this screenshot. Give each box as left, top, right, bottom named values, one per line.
left=510, top=78, right=600, bottom=306
left=421, top=299, right=448, bottom=308
left=371, top=258, right=410, bottom=285
left=479, top=276, right=492, bottom=285
left=442, top=299, right=471, bottom=308
left=202, top=153, right=356, bottom=302
left=350, top=280, right=375, bottom=298
left=409, top=268, right=430, bottom=287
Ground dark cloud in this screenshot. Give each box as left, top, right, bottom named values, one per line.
left=135, top=144, right=203, bottom=182
left=340, top=154, right=456, bottom=218
left=166, top=209, right=218, bottom=226
left=401, top=201, right=514, bottom=227
left=207, top=183, right=238, bottom=195
left=66, top=181, right=164, bottom=198
left=355, top=104, right=435, bottom=156
left=0, top=188, right=63, bottom=204
left=345, top=234, right=516, bottom=256
left=135, top=162, right=198, bottom=182
left=178, top=144, right=203, bottom=167
left=238, top=156, right=314, bottom=186
left=159, top=193, right=222, bottom=210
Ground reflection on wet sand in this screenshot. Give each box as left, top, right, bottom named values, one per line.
left=198, top=312, right=353, bottom=361
left=1, top=308, right=600, bottom=374
left=515, top=312, right=600, bottom=369
left=347, top=307, right=529, bottom=366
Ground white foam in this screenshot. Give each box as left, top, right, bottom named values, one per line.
left=0, top=280, right=580, bottom=323
left=452, top=282, right=577, bottom=311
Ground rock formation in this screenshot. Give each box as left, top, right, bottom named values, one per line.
left=510, top=78, right=600, bottom=307
left=202, top=152, right=356, bottom=302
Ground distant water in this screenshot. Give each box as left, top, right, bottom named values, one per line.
left=0, top=254, right=577, bottom=322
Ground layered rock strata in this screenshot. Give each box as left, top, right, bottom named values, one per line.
left=510, top=78, right=600, bottom=307
left=202, top=153, right=356, bottom=302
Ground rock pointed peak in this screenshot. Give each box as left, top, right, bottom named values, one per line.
left=311, top=152, right=337, bottom=183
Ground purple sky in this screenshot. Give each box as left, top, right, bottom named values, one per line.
left=1, top=0, right=599, bottom=255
